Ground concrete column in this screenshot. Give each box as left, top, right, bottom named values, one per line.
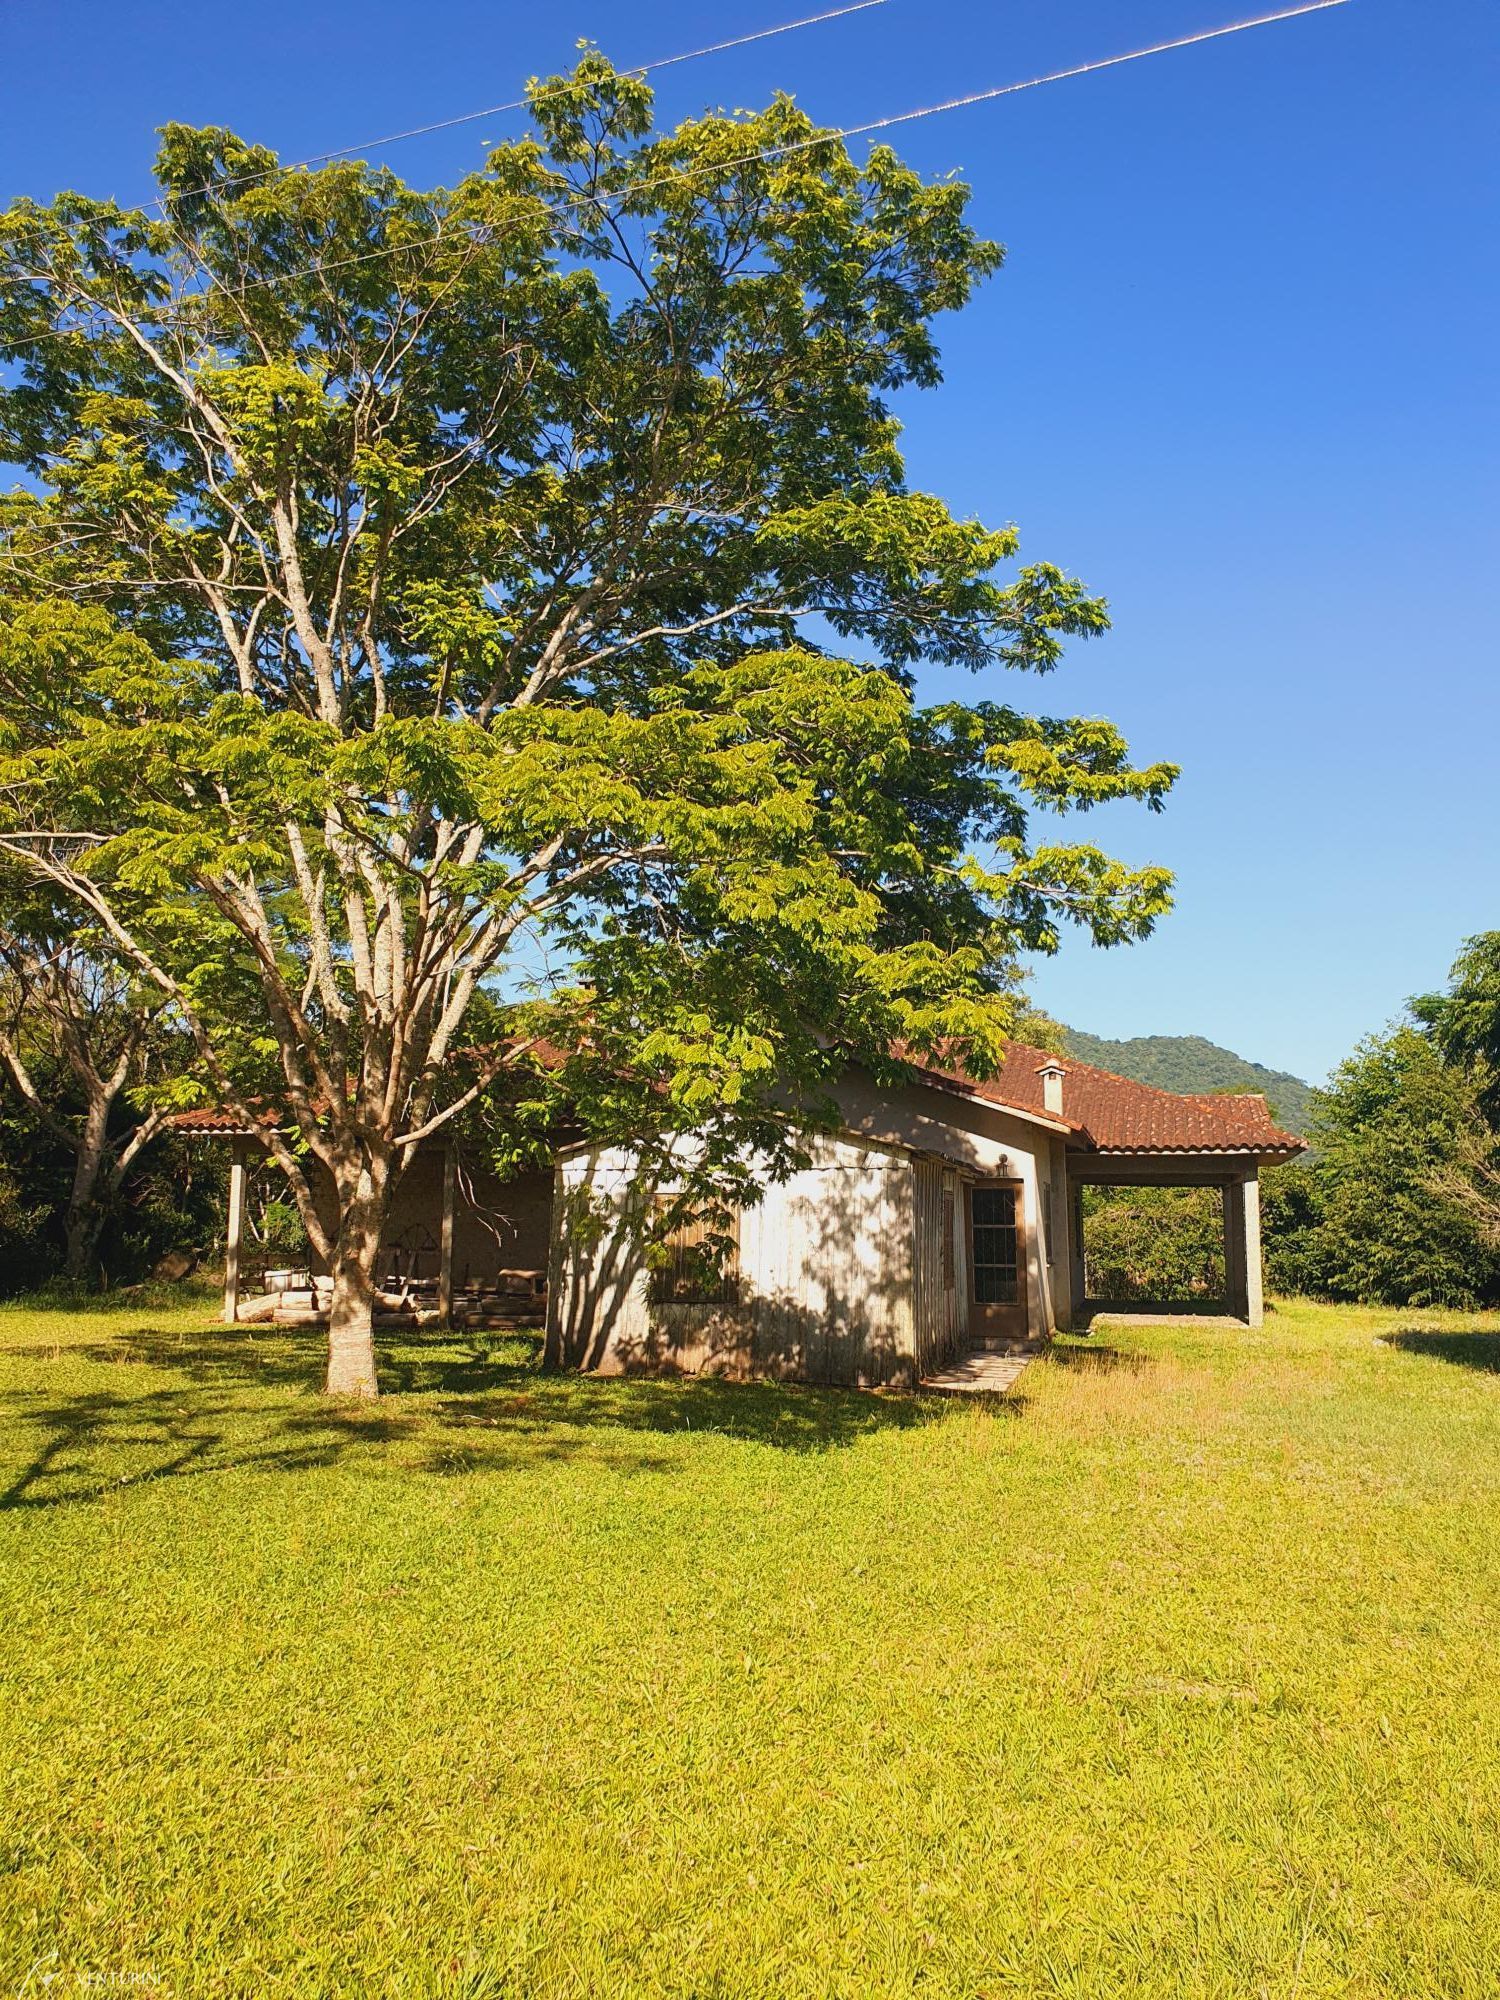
left=1222, top=1174, right=1263, bottom=1326
left=1021, top=1161, right=1047, bottom=1341
left=1049, top=1148, right=1075, bottom=1332
left=1242, top=1170, right=1264, bottom=1328
left=1070, top=1182, right=1087, bottom=1318
left=437, top=1144, right=457, bottom=1325
left=1221, top=1178, right=1246, bottom=1318
left=223, top=1140, right=248, bottom=1324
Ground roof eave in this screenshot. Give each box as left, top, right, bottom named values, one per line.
left=1091, top=1141, right=1307, bottom=1161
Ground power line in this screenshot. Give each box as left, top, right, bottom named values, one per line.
left=0, top=0, right=1352, bottom=362
left=147, top=0, right=891, bottom=212
left=796, top=0, right=1351, bottom=147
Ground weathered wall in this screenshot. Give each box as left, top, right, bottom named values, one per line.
left=911, top=1159, right=967, bottom=1375
left=287, top=1147, right=552, bottom=1287
left=546, top=1133, right=920, bottom=1387
left=833, top=1071, right=1060, bottom=1341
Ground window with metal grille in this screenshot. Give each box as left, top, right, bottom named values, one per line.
left=646, top=1201, right=740, bottom=1306
left=970, top=1185, right=1019, bottom=1304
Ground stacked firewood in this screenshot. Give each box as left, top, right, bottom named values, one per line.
left=238, top=1269, right=547, bottom=1329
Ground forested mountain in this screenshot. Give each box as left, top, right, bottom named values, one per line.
left=1061, top=1031, right=1316, bottom=1134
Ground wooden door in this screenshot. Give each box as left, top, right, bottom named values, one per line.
left=966, top=1181, right=1029, bottom=1342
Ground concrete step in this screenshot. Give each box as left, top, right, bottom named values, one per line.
left=921, top=1349, right=1037, bottom=1396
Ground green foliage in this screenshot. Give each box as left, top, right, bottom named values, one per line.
left=0, top=864, right=203, bottom=1287
left=1062, top=1029, right=1313, bottom=1132
left=1259, top=1155, right=1329, bottom=1297
left=0, top=1076, right=221, bottom=1295
left=2, top=1294, right=1499, bottom=1994
left=1415, top=930, right=1500, bottom=1124
left=1080, top=1184, right=1226, bottom=1302
left=0, top=1155, right=48, bottom=1289
left=1263, top=935, right=1500, bottom=1310
left=1008, top=1004, right=1070, bottom=1056
left=1270, top=1027, right=1500, bottom=1309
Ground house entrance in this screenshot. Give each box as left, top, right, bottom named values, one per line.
left=966, top=1181, right=1029, bottom=1344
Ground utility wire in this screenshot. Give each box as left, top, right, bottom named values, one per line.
left=0, top=0, right=1351, bottom=361
left=800, top=0, right=1350, bottom=146
left=148, top=0, right=890, bottom=212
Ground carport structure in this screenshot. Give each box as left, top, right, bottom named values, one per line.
left=1067, top=1153, right=1282, bottom=1327
left=1052, top=1063, right=1303, bottom=1327
left=941, top=1049, right=1307, bottom=1330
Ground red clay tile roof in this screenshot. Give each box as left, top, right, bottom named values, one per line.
left=173, top=1040, right=1305, bottom=1160
left=170, top=1106, right=275, bottom=1136
left=913, top=1042, right=1306, bottom=1157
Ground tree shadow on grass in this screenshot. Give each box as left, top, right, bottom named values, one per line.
left=0, top=1324, right=947, bottom=1511
left=1384, top=1329, right=1500, bottom=1375
left=1043, top=1344, right=1150, bottom=1375
left=0, top=1384, right=374, bottom=1513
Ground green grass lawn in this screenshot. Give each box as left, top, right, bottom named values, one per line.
left=1, top=1295, right=1497, bottom=1999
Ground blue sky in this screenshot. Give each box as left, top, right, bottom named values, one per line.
left=3, top=0, right=1496, bottom=1082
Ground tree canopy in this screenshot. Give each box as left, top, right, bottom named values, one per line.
left=0, top=55, right=1177, bottom=1390
left=1263, top=936, right=1500, bottom=1310
left=1415, top=931, right=1500, bottom=1124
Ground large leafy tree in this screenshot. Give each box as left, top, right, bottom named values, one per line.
left=0, top=57, right=1175, bottom=1394
left=1412, top=931, right=1500, bottom=1256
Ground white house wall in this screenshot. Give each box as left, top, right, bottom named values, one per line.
left=546, top=1133, right=920, bottom=1386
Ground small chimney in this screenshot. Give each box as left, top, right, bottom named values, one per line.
left=1035, top=1060, right=1067, bottom=1118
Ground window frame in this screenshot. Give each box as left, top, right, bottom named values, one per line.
left=645, top=1197, right=742, bottom=1308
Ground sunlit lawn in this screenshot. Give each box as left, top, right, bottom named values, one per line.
left=1, top=1291, right=1497, bottom=1998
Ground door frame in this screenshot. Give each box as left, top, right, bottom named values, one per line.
left=964, top=1178, right=1029, bottom=1343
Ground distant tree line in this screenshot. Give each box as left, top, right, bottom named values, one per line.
left=0, top=879, right=223, bottom=1290
left=1022, top=940, right=1500, bottom=1313
left=1263, top=933, right=1500, bottom=1309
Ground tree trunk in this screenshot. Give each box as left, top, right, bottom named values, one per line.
left=325, top=1161, right=392, bottom=1398
left=61, top=1093, right=113, bottom=1286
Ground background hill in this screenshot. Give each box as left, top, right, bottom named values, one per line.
left=1060, top=1031, right=1316, bottom=1134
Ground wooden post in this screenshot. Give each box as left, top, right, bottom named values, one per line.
left=223, top=1139, right=248, bottom=1325
left=437, top=1144, right=456, bottom=1326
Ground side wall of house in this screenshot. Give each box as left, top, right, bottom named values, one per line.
left=546, top=1134, right=920, bottom=1386
left=833, top=1071, right=1065, bottom=1341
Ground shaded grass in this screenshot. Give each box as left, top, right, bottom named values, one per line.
left=1, top=1295, right=1497, bottom=1997
left=1382, top=1326, right=1500, bottom=1375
